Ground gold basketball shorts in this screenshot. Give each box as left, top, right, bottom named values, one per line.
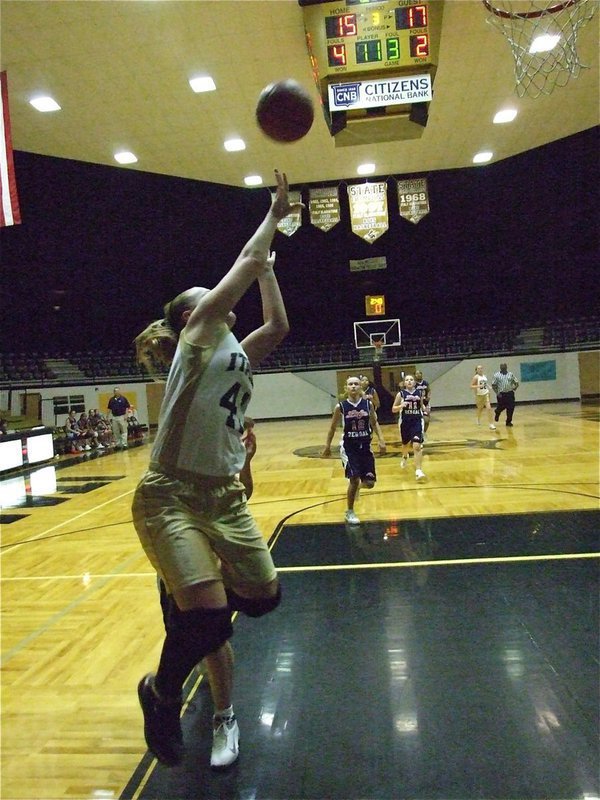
left=132, top=465, right=277, bottom=594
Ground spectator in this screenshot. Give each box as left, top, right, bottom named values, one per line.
left=89, top=409, right=114, bottom=448
left=64, top=410, right=84, bottom=452
left=77, top=412, right=103, bottom=450
left=108, top=387, right=131, bottom=449
left=126, top=408, right=144, bottom=441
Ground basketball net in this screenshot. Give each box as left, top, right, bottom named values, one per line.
left=373, top=340, right=384, bottom=363
left=483, top=0, right=597, bottom=97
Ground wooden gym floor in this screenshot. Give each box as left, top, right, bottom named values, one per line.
left=1, top=400, right=598, bottom=800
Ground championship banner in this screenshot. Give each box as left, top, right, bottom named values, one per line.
left=309, top=186, right=340, bottom=232
left=272, top=190, right=302, bottom=237
left=397, top=178, right=429, bottom=225
left=0, top=71, right=21, bottom=227
left=347, top=182, right=388, bottom=244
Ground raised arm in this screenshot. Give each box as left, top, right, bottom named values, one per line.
left=240, top=251, right=289, bottom=367
left=186, top=170, right=303, bottom=346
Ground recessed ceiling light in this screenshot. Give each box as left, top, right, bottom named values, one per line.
left=224, top=138, right=246, bottom=152
left=114, top=151, right=138, bottom=165
left=29, top=96, right=61, bottom=112
left=244, top=175, right=263, bottom=187
left=529, top=33, right=560, bottom=54
left=189, top=76, right=216, bottom=93
left=473, top=151, right=493, bottom=164
left=493, top=109, right=517, bottom=124
left=357, top=163, right=376, bottom=175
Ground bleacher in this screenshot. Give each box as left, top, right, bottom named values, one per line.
left=1, top=315, right=598, bottom=387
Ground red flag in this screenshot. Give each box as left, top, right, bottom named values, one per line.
left=0, top=71, right=22, bottom=227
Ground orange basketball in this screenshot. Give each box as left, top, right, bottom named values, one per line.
left=256, top=79, right=314, bottom=143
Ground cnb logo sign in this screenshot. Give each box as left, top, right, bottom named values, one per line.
left=330, top=83, right=360, bottom=108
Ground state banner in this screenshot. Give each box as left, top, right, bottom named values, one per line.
left=309, top=186, right=340, bottom=232
left=272, top=190, right=303, bottom=237
left=347, top=182, right=388, bottom=244
left=397, top=178, right=430, bottom=224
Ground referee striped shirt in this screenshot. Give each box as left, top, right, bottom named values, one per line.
left=492, top=370, right=518, bottom=392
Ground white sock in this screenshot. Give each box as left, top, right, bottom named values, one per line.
left=214, top=705, right=234, bottom=721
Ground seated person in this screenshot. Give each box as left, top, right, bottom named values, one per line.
left=89, top=409, right=114, bottom=447
left=64, top=410, right=85, bottom=453
left=126, top=408, right=144, bottom=441
left=78, top=412, right=103, bottom=449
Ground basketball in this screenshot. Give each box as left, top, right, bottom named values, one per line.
left=256, top=79, right=314, bottom=143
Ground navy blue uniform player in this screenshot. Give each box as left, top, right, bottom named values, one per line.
left=323, top=376, right=386, bottom=524
left=414, top=370, right=431, bottom=435
left=392, top=374, right=426, bottom=481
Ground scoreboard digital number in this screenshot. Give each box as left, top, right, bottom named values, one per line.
left=303, top=0, right=441, bottom=78
left=365, top=295, right=386, bottom=316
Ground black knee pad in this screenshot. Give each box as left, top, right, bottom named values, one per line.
left=226, top=584, right=282, bottom=618
left=167, top=605, right=233, bottom=661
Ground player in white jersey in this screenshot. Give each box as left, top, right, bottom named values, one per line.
left=131, top=171, right=303, bottom=771
left=470, top=365, right=497, bottom=430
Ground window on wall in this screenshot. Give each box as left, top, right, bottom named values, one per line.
left=53, top=394, right=85, bottom=415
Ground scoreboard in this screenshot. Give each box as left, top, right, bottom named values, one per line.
left=310, top=2, right=435, bottom=74
left=300, top=0, right=444, bottom=142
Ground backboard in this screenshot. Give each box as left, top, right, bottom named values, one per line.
left=353, top=318, right=401, bottom=349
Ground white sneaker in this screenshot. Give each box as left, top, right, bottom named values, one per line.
left=345, top=509, right=360, bottom=525
left=415, top=469, right=426, bottom=481
left=489, top=424, right=496, bottom=430
left=400, top=456, right=408, bottom=469
left=96, top=443, right=104, bottom=449
left=210, top=716, right=239, bottom=769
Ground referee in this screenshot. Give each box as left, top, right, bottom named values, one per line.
left=492, top=363, right=519, bottom=426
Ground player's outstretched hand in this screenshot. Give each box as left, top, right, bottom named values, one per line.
left=271, top=170, right=305, bottom=220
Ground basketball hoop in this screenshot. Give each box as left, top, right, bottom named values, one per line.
left=483, top=0, right=596, bottom=97
left=373, top=340, right=384, bottom=363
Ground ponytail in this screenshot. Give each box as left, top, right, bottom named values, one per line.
left=134, top=286, right=209, bottom=379
left=134, top=318, right=178, bottom=379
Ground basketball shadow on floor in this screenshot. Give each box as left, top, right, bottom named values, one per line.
left=122, top=510, right=599, bottom=800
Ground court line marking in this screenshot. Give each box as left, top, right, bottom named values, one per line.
left=0, top=488, right=136, bottom=556
left=2, top=483, right=598, bottom=551
left=0, top=550, right=144, bottom=667
left=276, top=552, right=600, bottom=572
left=3, top=550, right=599, bottom=582
left=1, top=571, right=155, bottom=582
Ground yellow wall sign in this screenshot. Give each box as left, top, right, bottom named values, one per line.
left=365, top=295, right=386, bottom=316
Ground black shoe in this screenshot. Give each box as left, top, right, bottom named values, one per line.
left=138, top=673, right=184, bottom=766
left=506, top=422, right=513, bottom=427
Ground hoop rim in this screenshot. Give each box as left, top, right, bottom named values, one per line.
left=482, top=0, right=580, bottom=20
